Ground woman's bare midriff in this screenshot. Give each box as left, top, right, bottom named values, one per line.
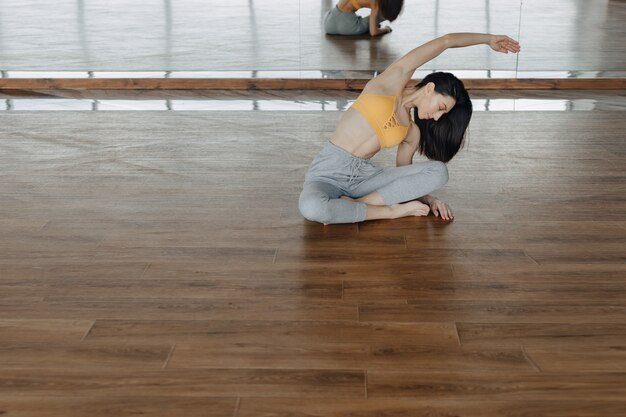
left=330, top=135, right=380, bottom=160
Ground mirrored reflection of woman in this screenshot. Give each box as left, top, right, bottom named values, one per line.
left=324, top=0, right=404, bottom=36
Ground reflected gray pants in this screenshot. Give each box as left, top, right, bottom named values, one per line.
left=324, top=6, right=379, bottom=35
left=299, top=142, right=449, bottom=224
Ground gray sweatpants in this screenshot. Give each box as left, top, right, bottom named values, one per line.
left=299, top=142, right=449, bottom=224
left=324, top=6, right=378, bottom=35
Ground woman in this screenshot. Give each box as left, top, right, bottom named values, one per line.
left=299, top=33, right=520, bottom=224
left=324, top=0, right=404, bottom=36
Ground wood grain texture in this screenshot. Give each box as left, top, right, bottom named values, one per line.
left=0, top=397, right=237, bottom=417
left=0, top=368, right=365, bottom=398
left=0, top=109, right=624, bottom=415
left=235, top=398, right=626, bottom=417
left=367, top=371, right=626, bottom=400
left=457, top=323, right=626, bottom=348
left=0, top=342, right=172, bottom=369
left=84, top=320, right=459, bottom=347
left=167, top=342, right=535, bottom=372
left=524, top=346, right=626, bottom=372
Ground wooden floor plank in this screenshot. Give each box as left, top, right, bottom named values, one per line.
left=344, top=278, right=626, bottom=302
left=359, top=301, right=626, bottom=324
left=0, top=397, right=237, bottom=417
left=0, top=368, right=365, bottom=398
left=0, top=298, right=358, bottom=321
left=403, top=220, right=626, bottom=250
left=367, top=371, right=626, bottom=400
left=524, top=248, right=626, bottom=265
left=451, top=264, right=626, bottom=282
left=235, top=398, right=626, bottom=417
left=168, top=343, right=534, bottom=372
left=524, top=346, right=626, bottom=372
left=37, top=276, right=343, bottom=301
left=457, top=323, right=626, bottom=348
left=0, top=342, right=172, bottom=369
left=0, top=319, right=92, bottom=343
left=84, top=320, right=459, bottom=347
left=275, top=248, right=536, bottom=266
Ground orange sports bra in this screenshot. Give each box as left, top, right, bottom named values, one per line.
left=351, top=94, right=410, bottom=148
left=350, top=0, right=361, bottom=10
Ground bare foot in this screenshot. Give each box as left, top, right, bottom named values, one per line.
left=391, top=201, right=430, bottom=218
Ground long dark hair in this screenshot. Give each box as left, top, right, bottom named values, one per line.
left=378, top=0, right=404, bottom=21
left=411, top=72, right=472, bottom=163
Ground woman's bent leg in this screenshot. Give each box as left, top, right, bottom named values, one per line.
left=299, top=181, right=367, bottom=224
left=352, top=161, right=449, bottom=205
left=354, top=15, right=370, bottom=34
left=324, top=7, right=369, bottom=35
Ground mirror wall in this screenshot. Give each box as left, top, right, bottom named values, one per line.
left=0, top=0, right=623, bottom=76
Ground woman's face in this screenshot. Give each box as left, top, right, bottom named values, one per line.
left=415, top=82, right=456, bottom=121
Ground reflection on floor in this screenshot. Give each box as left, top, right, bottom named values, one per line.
left=3, top=70, right=626, bottom=79
left=1, top=90, right=625, bottom=112
left=1, top=109, right=625, bottom=415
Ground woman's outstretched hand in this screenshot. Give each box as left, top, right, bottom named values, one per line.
left=429, top=198, right=454, bottom=221
left=489, top=35, right=521, bottom=54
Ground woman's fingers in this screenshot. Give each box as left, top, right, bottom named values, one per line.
left=504, top=37, right=521, bottom=52
left=436, top=203, right=443, bottom=218
left=493, top=35, right=521, bottom=54
left=428, top=201, right=454, bottom=220
left=428, top=202, right=454, bottom=220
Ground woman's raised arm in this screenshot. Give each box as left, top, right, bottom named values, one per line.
left=371, top=33, right=520, bottom=92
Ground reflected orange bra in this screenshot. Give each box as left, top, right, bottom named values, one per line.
left=351, top=94, right=410, bottom=148
left=350, top=0, right=361, bottom=10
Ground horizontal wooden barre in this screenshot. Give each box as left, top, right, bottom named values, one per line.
left=0, top=78, right=624, bottom=90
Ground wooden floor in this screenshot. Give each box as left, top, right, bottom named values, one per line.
left=1, top=107, right=625, bottom=416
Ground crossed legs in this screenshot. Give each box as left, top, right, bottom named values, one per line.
left=299, top=160, right=448, bottom=224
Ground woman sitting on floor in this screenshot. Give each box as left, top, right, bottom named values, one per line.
left=324, top=0, right=404, bottom=36
left=299, top=33, right=520, bottom=224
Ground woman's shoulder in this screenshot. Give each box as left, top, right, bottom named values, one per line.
left=363, top=66, right=406, bottom=95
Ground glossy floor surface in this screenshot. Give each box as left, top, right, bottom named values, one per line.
left=1, top=105, right=625, bottom=416
left=1, top=1, right=625, bottom=413
left=0, top=0, right=624, bottom=72
left=1, top=89, right=626, bottom=111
